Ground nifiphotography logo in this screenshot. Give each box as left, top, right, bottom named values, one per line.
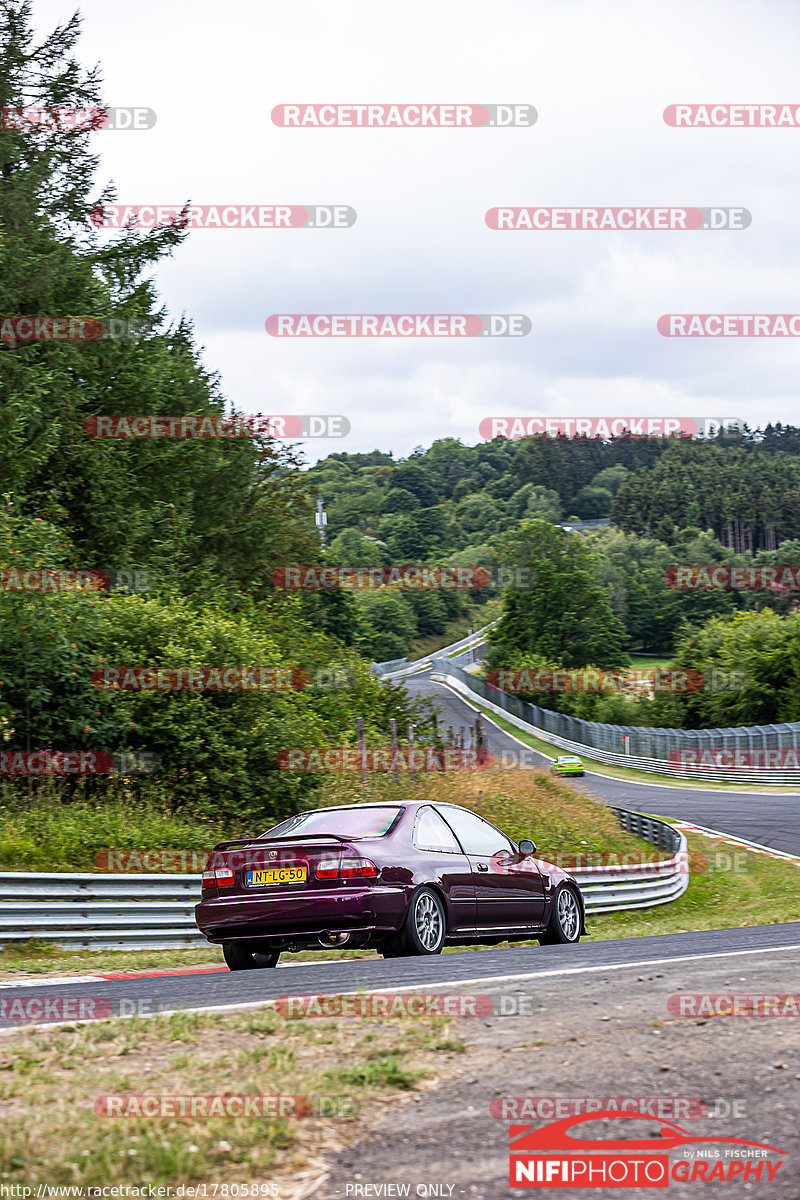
left=508, top=1111, right=785, bottom=1188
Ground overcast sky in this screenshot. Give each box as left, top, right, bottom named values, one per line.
left=34, top=0, right=800, bottom=465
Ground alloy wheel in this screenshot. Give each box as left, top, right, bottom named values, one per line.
left=413, top=891, right=443, bottom=951
left=557, top=887, right=580, bottom=941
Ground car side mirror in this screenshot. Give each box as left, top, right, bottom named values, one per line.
left=518, top=839, right=536, bottom=856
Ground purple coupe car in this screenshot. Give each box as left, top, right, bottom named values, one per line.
left=195, top=800, right=586, bottom=970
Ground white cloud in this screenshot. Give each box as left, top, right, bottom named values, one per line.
left=33, top=0, right=800, bottom=461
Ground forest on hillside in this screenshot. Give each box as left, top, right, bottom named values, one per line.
left=0, top=3, right=429, bottom=823
left=4, top=3, right=800, bottom=825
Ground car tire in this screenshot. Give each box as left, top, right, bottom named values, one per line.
left=382, top=887, right=446, bottom=957
left=538, top=885, right=582, bottom=945
left=222, top=941, right=280, bottom=971
left=403, top=886, right=446, bottom=956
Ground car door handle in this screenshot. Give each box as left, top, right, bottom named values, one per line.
left=476, top=862, right=489, bottom=872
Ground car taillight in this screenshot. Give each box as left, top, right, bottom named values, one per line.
left=201, top=870, right=216, bottom=889
left=315, top=857, right=378, bottom=880
left=339, top=858, right=379, bottom=878
left=315, top=861, right=339, bottom=879
left=215, top=867, right=235, bottom=887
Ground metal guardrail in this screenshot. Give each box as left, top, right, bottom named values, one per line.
left=0, top=809, right=687, bottom=950
left=0, top=873, right=206, bottom=950
left=576, top=809, right=688, bottom=914
left=370, top=655, right=410, bottom=676
left=376, top=621, right=498, bottom=681
left=431, top=658, right=800, bottom=785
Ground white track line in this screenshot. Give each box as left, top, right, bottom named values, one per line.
left=671, top=820, right=800, bottom=866
left=0, top=957, right=356, bottom=991
left=0, top=975, right=107, bottom=989
left=1, top=941, right=799, bottom=1035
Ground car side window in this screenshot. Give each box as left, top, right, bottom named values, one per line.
left=436, top=806, right=514, bottom=857
left=413, top=806, right=463, bottom=853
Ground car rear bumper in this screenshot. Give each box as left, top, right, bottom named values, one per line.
left=195, top=884, right=405, bottom=943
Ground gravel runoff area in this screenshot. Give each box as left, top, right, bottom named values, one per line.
left=310, top=945, right=800, bottom=1199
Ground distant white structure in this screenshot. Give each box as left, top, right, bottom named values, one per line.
left=315, top=497, right=328, bottom=547
left=559, top=518, right=611, bottom=534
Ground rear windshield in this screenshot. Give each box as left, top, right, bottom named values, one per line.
left=262, top=806, right=403, bottom=840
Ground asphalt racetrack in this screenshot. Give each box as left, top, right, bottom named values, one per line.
left=402, top=669, right=800, bottom=856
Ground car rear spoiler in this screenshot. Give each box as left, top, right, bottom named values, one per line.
left=213, top=833, right=351, bottom=850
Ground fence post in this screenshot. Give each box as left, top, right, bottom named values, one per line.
left=389, top=718, right=400, bottom=785
left=476, top=716, right=486, bottom=763
left=356, top=717, right=369, bottom=792
left=407, top=723, right=416, bottom=782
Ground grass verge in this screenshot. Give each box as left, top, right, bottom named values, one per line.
left=0, top=1000, right=467, bottom=1188
left=0, top=793, right=232, bottom=872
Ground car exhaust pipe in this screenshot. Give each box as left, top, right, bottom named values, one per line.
left=318, top=931, right=351, bottom=948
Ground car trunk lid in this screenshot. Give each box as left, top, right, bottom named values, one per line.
left=202, top=835, right=366, bottom=896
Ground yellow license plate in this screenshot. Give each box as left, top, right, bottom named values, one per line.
left=246, top=866, right=307, bottom=887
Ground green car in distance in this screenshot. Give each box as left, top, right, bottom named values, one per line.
left=550, top=755, right=585, bottom=777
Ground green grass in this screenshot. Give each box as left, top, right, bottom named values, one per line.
left=0, top=793, right=233, bottom=871
left=589, top=829, right=800, bottom=938
left=408, top=597, right=501, bottom=661
left=0, top=999, right=464, bottom=1188
left=325, top=1055, right=421, bottom=1090
left=628, top=654, right=674, bottom=670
